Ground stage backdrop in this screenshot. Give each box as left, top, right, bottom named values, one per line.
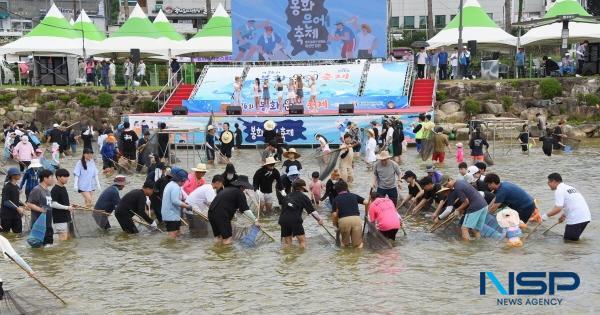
left=128, top=112, right=431, bottom=146
left=183, top=62, right=410, bottom=113
left=231, top=0, right=388, bottom=61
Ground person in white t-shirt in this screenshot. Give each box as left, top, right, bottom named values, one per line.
left=450, top=47, right=459, bottom=79
left=542, top=173, right=591, bottom=241
left=416, top=47, right=428, bottom=79
left=354, top=24, right=377, bottom=59
left=184, top=175, right=224, bottom=236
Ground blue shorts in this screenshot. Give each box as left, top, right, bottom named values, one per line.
left=462, top=206, right=488, bottom=231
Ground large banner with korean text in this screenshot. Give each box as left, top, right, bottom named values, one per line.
left=231, top=0, right=388, bottom=61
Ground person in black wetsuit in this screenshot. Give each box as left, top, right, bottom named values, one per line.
left=206, top=125, right=217, bottom=164
left=276, top=179, right=323, bottom=248
left=157, top=122, right=169, bottom=161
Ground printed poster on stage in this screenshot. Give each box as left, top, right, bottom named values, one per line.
left=231, top=0, right=388, bottom=61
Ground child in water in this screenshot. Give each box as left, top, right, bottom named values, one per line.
left=309, top=171, right=324, bottom=207
left=455, top=142, right=464, bottom=163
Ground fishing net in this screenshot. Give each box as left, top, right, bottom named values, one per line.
left=563, top=137, right=581, bottom=150
left=1, top=288, right=63, bottom=314
left=363, top=220, right=394, bottom=250
left=70, top=210, right=112, bottom=238
left=419, top=134, right=434, bottom=161
left=185, top=212, right=212, bottom=238
left=316, top=149, right=341, bottom=181
left=232, top=218, right=274, bottom=247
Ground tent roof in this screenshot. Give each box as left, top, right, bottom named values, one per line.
left=427, top=0, right=516, bottom=48
left=110, top=4, right=162, bottom=39
left=544, top=0, right=591, bottom=18
left=521, top=21, right=600, bottom=45
left=25, top=4, right=78, bottom=39
left=153, top=10, right=185, bottom=41
left=192, top=3, right=231, bottom=38
left=73, top=9, right=106, bottom=41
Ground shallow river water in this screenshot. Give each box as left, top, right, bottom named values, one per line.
left=2, top=140, right=599, bottom=314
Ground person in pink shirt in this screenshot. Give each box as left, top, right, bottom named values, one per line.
left=308, top=171, right=325, bottom=207
left=368, top=191, right=402, bottom=240
left=13, top=135, right=35, bottom=171
left=182, top=163, right=207, bottom=196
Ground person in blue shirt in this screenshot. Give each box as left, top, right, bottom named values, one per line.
left=437, top=47, right=449, bottom=80
left=515, top=47, right=526, bottom=78
left=484, top=173, right=538, bottom=224
left=93, top=175, right=127, bottom=230
left=161, top=167, right=193, bottom=239
left=257, top=26, right=282, bottom=61
left=332, top=21, right=356, bottom=59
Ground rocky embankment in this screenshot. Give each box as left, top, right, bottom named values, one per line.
left=0, top=87, right=159, bottom=127
left=434, top=77, right=600, bottom=140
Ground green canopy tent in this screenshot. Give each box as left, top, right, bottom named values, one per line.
left=173, top=3, right=232, bottom=57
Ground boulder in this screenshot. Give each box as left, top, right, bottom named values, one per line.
left=452, top=123, right=469, bottom=130
left=564, top=125, right=585, bottom=139
left=21, top=113, right=34, bottom=122
left=455, top=128, right=470, bottom=140
left=520, top=108, right=547, bottom=121
left=439, top=101, right=461, bottom=115
left=0, top=108, right=5, bottom=115
left=475, top=114, right=496, bottom=120
left=436, top=123, right=454, bottom=134
left=5, top=111, right=23, bottom=121
left=10, top=97, right=22, bottom=106
left=17, top=88, right=41, bottom=102
left=445, top=111, right=467, bottom=123
left=22, top=106, right=37, bottom=113
left=434, top=109, right=447, bottom=123
left=483, top=101, right=504, bottom=114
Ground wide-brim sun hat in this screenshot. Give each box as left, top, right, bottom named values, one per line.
left=283, top=148, right=301, bottom=159
left=264, top=120, right=276, bottom=131
left=191, top=163, right=207, bottom=172
left=376, top=151, right=391, bottom=160
left=221, top=131, right=233, bottom=144
left=264, top=156, right=277, bottom=166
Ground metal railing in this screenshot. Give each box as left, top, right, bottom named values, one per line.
left=403, top=61, right=414, bottom=97
left=154, top=67, right=182, bottom=112
left=189, top=65, right=210, bottom=102
left=431, top=65, right=439, bottom=107
left=357, top=60, right=371, bottom=97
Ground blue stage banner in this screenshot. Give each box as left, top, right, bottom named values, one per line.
left=231, top=0, right=388, bottom=61
left=128, top=112, right=431, bottom=145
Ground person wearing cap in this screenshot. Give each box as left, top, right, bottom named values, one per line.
left=322, top=169, right=341, bottom=208
left=19, top=158, right=43, bottom=199
left=252, top=156, right=283, bottom=214
left=276, top=178, right=323, bottom=248
left=484, top=173, right=539, bottom=224
left=13, top=135, right=35, bottom=171
left=425, top=165, right=443, bottom=185
left=26, top=169, right=55, bottom=246
left=185, top=175, right=224, bottom=231
left=119, top=122, right=139, bottom=162
left=542, top=173, right=591, bottom=241
left=261, top=140, right=278, bottom=164
left=50, top=169, right=74, bottom=241
left=182, top=163, right=207, bottom=196
left=332, top=180, right=369, bottom=248
left=1, top=168, right=27, bottom=233
left=368, top=190, right=402, bottom=241
left=281, top=148, right=302, bottom=175
left=438, top=176, right=490, bottom=241
left=398, top=170, right=422, bottom=210
left=372, top=151, right=402, bottom=206
left=205, top=125, right=217, bottom=165
left=93, top=175, right=127, bottom=229
left=136, top=130, right=151, bottom=172
left=411, top=176, right=443, bottom=215
left=219, top=122, right=234, bottom=161
left=208, top=175, right=258, bottom=245
left=115, top=181, right=156, bottom=234
left=47, top=123, right=64, bottom=152
left=331, top=21, right=355, bottom=59
left=161, top=167, right=194, bottom=238
left=74, top=148, right=101, bottom=208
left=281, top=165, right=301, bottom=194
left=365, top=129, right=377, bottom=170
left=263, top=120, right=277, bottom=145
left=100, top=134, right=118, bottom=176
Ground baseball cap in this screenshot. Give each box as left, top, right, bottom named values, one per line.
left=474, top=162, right=487, bottom=170
left=401, top=170, right=417, bottom=180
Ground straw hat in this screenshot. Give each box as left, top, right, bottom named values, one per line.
left=283, top=148, right=301, bottom=159
left=221, top=130, right=233, bottom=144
left=191, top=163, right=207, bottom=172
left=376, top=151, right=391, bottom=160
left=367, top=128, right=375, bottom=136
left=207, top=125, right=215, bottom=131
left=496, top=208, right=521, bottom=228
left=29, top=159, right=42, bottom=168
left=264, top=156, right=277, bottom=165
left=264, top=120, right=276, bottom=131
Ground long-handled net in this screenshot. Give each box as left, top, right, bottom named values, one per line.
left=316, top=149, right=341, bottom=181
left=1, top=288, right=64, bottom=314
left=363, top=220, right=394, bottom=250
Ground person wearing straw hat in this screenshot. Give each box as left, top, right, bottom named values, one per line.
left=276, top=179, right=324, bottom=248
left=182, top=163, right=207, bottom=196
left=115, top=181, right=156, bottom=234
left=208, top=175, right=258, bottom=245
left=219, top=123, right=235, bottom=161
left=371, top=150, right=402, bottom=206
left=253, top=156, right=284, bottom=214
left=263, top=120, right=277, bottom=145
left=281, top=147, right=302, bottom=175
left=1, top=168, right=27, bottom=234
left=50, top=169, right=74, bottom=241
left=365, top=128, right=377, bottom=170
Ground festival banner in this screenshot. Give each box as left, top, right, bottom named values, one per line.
left=128, top=113, right=430, bottom=145
left=188, top=66, right=245, bottom=112
left=231, top=0, right=388, bottom=61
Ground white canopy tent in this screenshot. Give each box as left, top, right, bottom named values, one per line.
left=427, top=0, right=517, bottom=49
left=172, top=4, right=232, bottom=57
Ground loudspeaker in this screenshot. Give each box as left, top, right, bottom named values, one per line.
left=226, top=105, right=242, bottom=115
left=130, top=49, right=141, bottom=63
left=339, top=103, right=354, bottom=114
left=172, top=106, right=188, bottom=115
left=467, top=40, right=477, bottom=57
left=289, top=105, right=304, bottom=115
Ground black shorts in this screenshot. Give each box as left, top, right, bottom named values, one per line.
left=164, top=220, right=181, bottom=232
left=380, top=229, right=398, bottom=241
left=517, top=203, right=536, bottom=224
left=209, top=216, right=233, bottom=239
left=0, top=216, right=23, bottom=234
left=103, top=159, right=115, bottom=169
left=280, top=221, right=305, bottom=238
left=564, top=221, right=589, bottom=241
